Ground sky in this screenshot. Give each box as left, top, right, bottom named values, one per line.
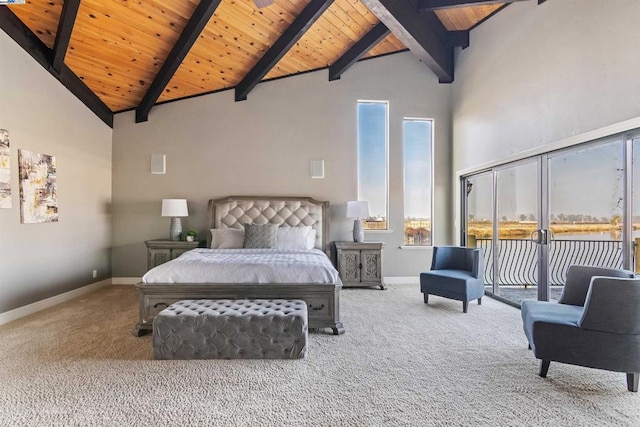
left=357, top=102, right=432, bottom=219
left=403, top=119, right=432, bottom=218
left=467, top=138, right=629, bottom=221
left=357, top=102, right=387, bottom=218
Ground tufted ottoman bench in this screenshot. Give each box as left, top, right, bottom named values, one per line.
left=152, top=299, right=308, bottom=360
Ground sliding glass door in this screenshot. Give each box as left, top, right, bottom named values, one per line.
left=465, top=173, right=494, bottom=292
left=494, top=160, right=540, bottom=305
left=463, top=134, right=633, bottom=305
left=547, top=138, right=625, bottom=301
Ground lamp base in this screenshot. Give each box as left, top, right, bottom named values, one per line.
left=353, top=219, right=364, bottom=243
left=169, top=217, right=182, bottom=241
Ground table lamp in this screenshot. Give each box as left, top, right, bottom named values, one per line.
left=346, top=200, right=369, bottom=243
left=162, top=199, right=188, bottom=241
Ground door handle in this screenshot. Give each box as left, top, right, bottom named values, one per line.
left=530, top=230, right=540, bottom=244
left=530, top=229, right=548, bottom=245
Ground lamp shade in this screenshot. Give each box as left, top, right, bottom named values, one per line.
left=161, top=199, right=188, bottom=217
left=346, top=200, right=369, bottom=218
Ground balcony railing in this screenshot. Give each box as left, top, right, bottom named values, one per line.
left=473, top=238, right=624, bottom=286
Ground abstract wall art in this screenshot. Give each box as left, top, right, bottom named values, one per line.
left=18, top=149, right=58, bottom=223
left=0, top=129, right=10, bottom=209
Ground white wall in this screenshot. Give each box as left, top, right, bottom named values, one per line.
left=0, top=31, right=112, bottom=313
left=112, top=52, right=453, bottom=277
left=453, top=0, right=640, bottom=172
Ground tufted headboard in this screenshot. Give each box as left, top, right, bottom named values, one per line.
left=208, top=196, right=330, bottom=252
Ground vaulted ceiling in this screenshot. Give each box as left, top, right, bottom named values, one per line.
left=0, top=1, right=544, bottom=127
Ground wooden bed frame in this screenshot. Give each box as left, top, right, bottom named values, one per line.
left=133, top=196, right=344, bottom=336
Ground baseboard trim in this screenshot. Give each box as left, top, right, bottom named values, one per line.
left=0, top=279, right=112, bottom=326
left=111, top=277, right=141, bottom=285
left=384, top=276, right=419, bottom=285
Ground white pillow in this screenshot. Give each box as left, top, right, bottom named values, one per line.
left=276, top=226, right=315, bottom=250
left=307, top=229, right=317, bottom=249
left=210, top=228, right=244, bottom=249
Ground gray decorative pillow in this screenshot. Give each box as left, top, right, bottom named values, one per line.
left=243, top=223, right=279, bottom=248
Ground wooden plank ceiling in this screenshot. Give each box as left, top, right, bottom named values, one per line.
left=4, top=0, right=505, bottom=124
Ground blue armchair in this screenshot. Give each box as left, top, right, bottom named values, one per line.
left=420, top=246, right=484, bottom=313
left=521, top=265, right=639, bottom=392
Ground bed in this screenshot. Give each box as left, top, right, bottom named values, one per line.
left=133, top=196, right=344, bottom=336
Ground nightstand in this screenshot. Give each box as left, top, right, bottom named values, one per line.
left=145, top=239, right=201, bottom=270
left=333, top=241, right=386, bottom=290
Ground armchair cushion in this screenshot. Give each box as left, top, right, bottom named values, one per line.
left=420, top=269, right=478, bottom=289
left=521, top=301, right=583, bottom=350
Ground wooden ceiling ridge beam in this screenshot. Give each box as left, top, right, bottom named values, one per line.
left=51, top=0, right=80, bottom=75
left=235, top=0, right=335, bottom=102
left=360, top=0, right=454, bottom=83
left=0, top=7, right=113, bottom=127
left=417, top=0, right=529, bottom=11
left=328, top=22, right=390, bottom=81
left=135, top=0, right=222, bottom=123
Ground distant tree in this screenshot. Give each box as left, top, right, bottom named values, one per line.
left=528, top=214, right=536, bottom=221
left=519, top=214, right=527, bottom=221
left=611, top=214, right=622, bottom=227
left=558, top=213, right=566, bottom=222
left=469, top=214, right=475, bottom=221
left=416, top=228, right=430, bottom=245
left=501, top=216, right=507, bottom=221
left=550, top=214, right=557, bottom=222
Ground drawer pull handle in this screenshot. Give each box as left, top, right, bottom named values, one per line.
left=154, top=302, right=168, bottom=309
left=309, top=304, right=325, bottom=311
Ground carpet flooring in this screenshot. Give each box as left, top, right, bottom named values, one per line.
left=0, top=284, right=638, bottom=426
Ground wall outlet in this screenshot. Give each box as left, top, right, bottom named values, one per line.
left=92, top=270, right=97, bottom=279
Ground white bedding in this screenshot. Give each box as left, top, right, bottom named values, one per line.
left=142, top=248, right=340, bottom=284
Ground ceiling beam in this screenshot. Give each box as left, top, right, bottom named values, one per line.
left=51, top=0, right=80, bottom=75
left=417, top=0, right=529, bottom=11
left=328, top=22, right=389, bottom=81
left=360, top=0, right=454, bottom=83
left=0, top=7, right=113, bottom=127
left=235, top=0, right=334, bottom=101
left=136, top=0, right=222, bottom=123
left=449, top=30, right=469, bottom=49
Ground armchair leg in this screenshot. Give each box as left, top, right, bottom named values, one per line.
left=539, top=360, right=550, bottom=378
left=478, top=298, right=482, bottom=305
left=423, top=293, right=429, bottom=304
left=627, top=373, right=638, bottom=392
left=463, top=300, right=468, bottom=313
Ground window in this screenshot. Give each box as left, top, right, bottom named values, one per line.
left=403, top=118, right=433, bottom=246
left=357, top=101, right=388, bottom=230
